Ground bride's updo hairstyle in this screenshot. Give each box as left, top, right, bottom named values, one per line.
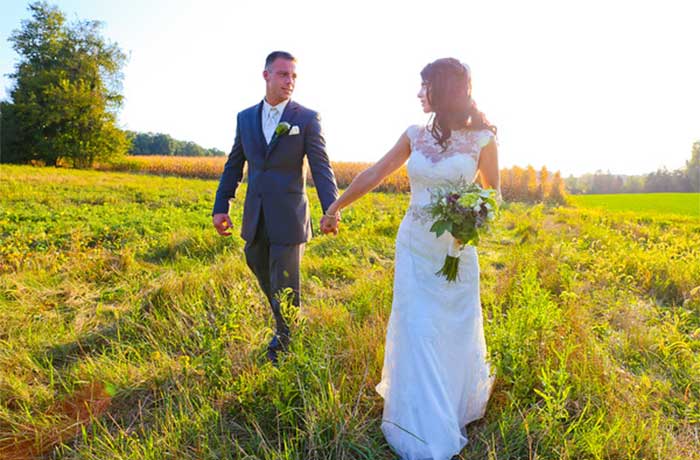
left=420, top=58, right=496, bottom=150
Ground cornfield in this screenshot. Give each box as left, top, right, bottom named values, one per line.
left=96, top=155, right=566, bottom=203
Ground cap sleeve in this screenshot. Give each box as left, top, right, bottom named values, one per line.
left=477, top=129, right=497, bottom=149
left=405, top=124, right=422, bottom=149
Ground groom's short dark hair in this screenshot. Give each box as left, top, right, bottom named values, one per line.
left=265, top=51, right=296, bottom=69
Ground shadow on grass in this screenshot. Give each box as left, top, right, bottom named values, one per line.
left=33, top=322, right=124, bottom=370
left=141, top=232, right=241, bottom=265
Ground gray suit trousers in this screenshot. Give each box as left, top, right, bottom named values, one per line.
left=244, top=210, right=303, bottom=341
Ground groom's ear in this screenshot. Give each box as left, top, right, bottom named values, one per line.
left=263, top=69, right=270, bottom=81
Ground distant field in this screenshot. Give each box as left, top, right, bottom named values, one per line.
left=570, top=192, right=700, bottom=217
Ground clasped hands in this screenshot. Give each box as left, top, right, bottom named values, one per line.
left=320, top=211, right=340, bottom=235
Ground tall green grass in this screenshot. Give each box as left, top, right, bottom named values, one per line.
left=1, top=164, right=698, bottom=459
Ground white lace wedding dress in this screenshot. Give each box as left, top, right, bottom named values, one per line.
left=375, top=125, right=496, bottom=460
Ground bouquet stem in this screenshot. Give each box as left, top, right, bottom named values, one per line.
left=437, top=238, right=463, bottom=282
left=436, top=255, right=460, bottom=282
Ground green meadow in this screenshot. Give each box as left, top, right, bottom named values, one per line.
left=1, top=165, right=699, bottom=459
left=569, top=193, right=700, bottom=218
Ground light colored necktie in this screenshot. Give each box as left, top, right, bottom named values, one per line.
left=265, top=107, right=279, bottom=143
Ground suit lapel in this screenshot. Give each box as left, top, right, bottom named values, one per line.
left=265, top=100, right=299, bottom=158
left=254, top=101, right=266, bottom=156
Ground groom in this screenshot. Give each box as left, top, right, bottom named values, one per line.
left=212, top=51, right=339, bottom=363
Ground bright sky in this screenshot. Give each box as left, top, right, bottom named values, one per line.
left=1, top=0, right=699, bottom=176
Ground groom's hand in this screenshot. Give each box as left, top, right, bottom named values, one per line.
left=320, top=215, right=339, bottom=235
left=213, top=213, right=233, bottom=236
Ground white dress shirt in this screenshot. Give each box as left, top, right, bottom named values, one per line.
left=262, top=98, right=289, bottom=144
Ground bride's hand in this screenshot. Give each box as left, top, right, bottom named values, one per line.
left=320, top=208, right=341, bottom=235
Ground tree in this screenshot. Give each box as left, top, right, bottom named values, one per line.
left=644, top=167, right=689, bottom=193
left=538, top=166, right=550, bottom=201
left=500, top=167, right=516, bottom=202
left=206, top=147, right=226, bottom=157
left=548, top=171, right=567, bottom=204
left=525, top=165, right=538, bottom=201
left=176, top=141, right=205, bottom=156
left=687, top=140, right=700, bottom=192
left=0, top=102, right=22, bottom=163
left=151, top=133, right=174, bottom=155
left=622, top=175, right=644, bottom=193
left=4, top=2, right=127, bottom=167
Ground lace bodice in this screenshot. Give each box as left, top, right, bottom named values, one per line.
left=406, top=125, right=495, bottom=211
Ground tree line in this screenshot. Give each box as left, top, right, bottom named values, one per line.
left=565, top=142, right=700, bottom=194
left=500, top=165, right=567, bottom=204
left=125, top=131, right=225, bottom=157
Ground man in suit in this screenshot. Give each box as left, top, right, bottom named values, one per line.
left=212, top=51, right=340, bottom=363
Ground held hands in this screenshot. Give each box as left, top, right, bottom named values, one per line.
left=213, top=213, right=233, bottom=236
left=320, top=211, right=340, bottom=236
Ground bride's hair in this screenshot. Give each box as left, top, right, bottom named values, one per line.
left=420, top=58, right=496, bottom=150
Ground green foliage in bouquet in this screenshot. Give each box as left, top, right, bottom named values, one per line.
left=425, top=180, right=499, bottom=281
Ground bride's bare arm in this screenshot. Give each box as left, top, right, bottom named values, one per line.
left=476, top=137, right=500, bottom=196
left=326, top=132, right=411, bottom=216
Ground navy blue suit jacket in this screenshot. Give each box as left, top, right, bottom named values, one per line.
left=213, top=100, right=338, bottom=244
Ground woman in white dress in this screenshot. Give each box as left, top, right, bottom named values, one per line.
left=322, top=58, right=500, bottom=460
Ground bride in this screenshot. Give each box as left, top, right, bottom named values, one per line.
left=322, top=58, right=500, bottom=460
left=321, top=57, right=499, bottom=459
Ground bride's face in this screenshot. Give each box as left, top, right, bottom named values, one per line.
left=417, top=82, right=432, bottom=113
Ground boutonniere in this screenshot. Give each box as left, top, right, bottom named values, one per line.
left=274, top=122, right=291, bottom=137
left=274, top=122, right=300, bottom=137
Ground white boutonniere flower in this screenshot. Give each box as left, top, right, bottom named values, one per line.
left=275, top=122, right=291, bottom=137
left=289, top=125, right=300, bottom=136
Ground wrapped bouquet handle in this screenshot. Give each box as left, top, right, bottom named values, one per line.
left=447, top=237, right=463, bottom=258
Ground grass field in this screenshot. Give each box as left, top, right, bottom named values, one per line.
left=1, top=165, right=699, bottom=459
left=569, top=193, right=700, bottom=217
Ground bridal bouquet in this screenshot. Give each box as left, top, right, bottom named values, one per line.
left=425, top=180, right=499, bottom=282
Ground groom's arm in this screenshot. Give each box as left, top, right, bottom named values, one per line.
left=213, top=114, right=246, bottom=216
left=304, top=112, right=338, bottom=213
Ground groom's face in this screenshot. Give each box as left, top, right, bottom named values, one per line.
left=264, top=58, right=296, bottom=105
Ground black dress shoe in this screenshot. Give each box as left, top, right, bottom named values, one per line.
left=266, top=347, right=279, bottom=364
left=266, top=334, right=290, bottom=363
left=268, top=334, right=289, bottom=351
